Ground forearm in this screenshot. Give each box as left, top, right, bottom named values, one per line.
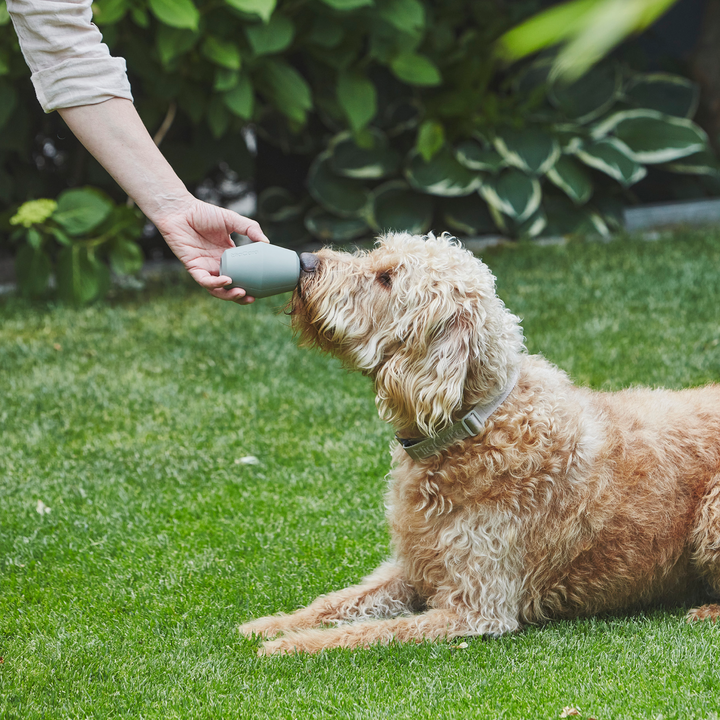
left=59, top=98, right=193, bottom=224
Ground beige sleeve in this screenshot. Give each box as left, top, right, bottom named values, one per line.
left=7, top=0, right=133, bottom=113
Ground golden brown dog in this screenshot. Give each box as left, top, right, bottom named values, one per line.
left=239, top=232, right=720, bottom=655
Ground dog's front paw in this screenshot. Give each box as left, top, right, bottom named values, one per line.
left=258, top=629, right=326, bottom=656
left=239, top=614, right=292, bottom=639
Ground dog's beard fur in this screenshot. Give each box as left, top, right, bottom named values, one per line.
left=290, top=233, right=525, bottom=437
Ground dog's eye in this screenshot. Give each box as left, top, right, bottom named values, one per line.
left=377, top=271, right=393, bottom=289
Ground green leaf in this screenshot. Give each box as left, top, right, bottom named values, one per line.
left=515, top=207, right=547, bottom=239
left=92, top=0, right=129, bottom=25
left=390, top=52, right=441, bottom=87
left=304, top=206, right=369, bottom=242
left=148, top=0, right=199, bottom=30
left=548, top=62, right=621, bottom=124
left=369, top=181, right=433, bottom=234
left=455, top=139, right=506, bottom=174
left=443, top=196, right=497, bottom=236
left=15, top=244, right=51, bottom=298
left=385, top=99, right=422, bottom=135
left=378, top=0, right=425, bottom=34
left=207, top=96, right=230, bottom=138
left=246, top=14, right=294, bottom=55
left=202, top=37, right=242, bottom=70
left=417, top=121, right=445, bottom=162
left=663, top=150, right=720, bottom=176
left=307, top=16, right=344, bottom=48
left=131, top=6, right=149, bottom=27
left=479, top=168, right=541, bottom=222
left=319, top=0, right=373, bottom=10
left=258, top=59, right=312, bottom=125
left=109, top=238, right=144, bottom=275
left=625, top=73, right=699, bottom=119
left=329, top=130, right=400, bottom=179
left=493, top=127, right=560, bottom=175
left=308, top=152, right=370, bottom=217
left=157, top=25, right=198, bottom=66
left=337, top=72, right=377, bottom=132
left=544, top=195, right=610, bottom=237
left=224, top=0, right=276, bottom=22
left=215, top=68, right=240, bottom=91
left=53, top=188, right=113, bottom=236
left=546, top=155, right=593, bottom=205
left=0, top=84, right=17, bottom=131
left=405, top=146, right=482, bottom=197
left=257, top=187, right=306, bottom=222
left=223, top=75, right=254, bottom=119
left=50, top=227, right=73, bottom=246
left=573, top=137, right=646, bottom=187
left=263, top=218, right=309, bottom=247
left=592, top=109, right=708, bottom=164
left=497, top=0, right=597, bottom=59
left=26, top=228, right=43, bottom=250
left=56, top=246, right=110, bottom=304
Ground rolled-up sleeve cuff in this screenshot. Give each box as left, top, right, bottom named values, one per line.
left=32, top=55, right=133, bottom=113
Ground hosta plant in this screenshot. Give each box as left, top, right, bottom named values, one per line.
left=282, top=62, right=718, bottom=244
left=10, top=188, right=145, bottom=303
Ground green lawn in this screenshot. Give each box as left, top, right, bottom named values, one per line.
left=2, top=231, right=720, bottom=719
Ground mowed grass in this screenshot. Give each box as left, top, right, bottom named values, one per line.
left=2, top=230, right=720, bottom=719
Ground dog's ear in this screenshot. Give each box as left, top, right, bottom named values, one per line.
left=375, top=310, right=478, bottom=437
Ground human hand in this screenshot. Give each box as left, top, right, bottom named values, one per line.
left=154, top=197, right=269, bottom=304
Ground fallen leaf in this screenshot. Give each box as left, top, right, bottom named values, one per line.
left=53, top=343, right=62, bottom=351
left=36, top=499, right=51, bottom=515
left=235, top=456, right=260, bottom=465
left=560, top=709, right=581, bottom=718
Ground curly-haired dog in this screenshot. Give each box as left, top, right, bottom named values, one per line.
left=239, top=232, right=720, bottom=655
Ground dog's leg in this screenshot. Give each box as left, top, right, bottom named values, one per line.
left=259, top=607, right=470, bottom=655
left=687, top=475, right=720, bottom=623
left=239, top=561, right=419, bottom=639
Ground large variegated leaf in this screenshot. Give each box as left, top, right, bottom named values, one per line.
left=307, top=152, right=370, bottom=217
left=493, top=127, right=560, bottom=175
left=546, top=155, right=593, bottom=205
left=548, top=62, right=621, bottom=124
left=455, top=139, right=505, bottom=173
left=544, top=196, right=610, bottom=238
left=479, top=168, right=541, bottom=222
left=405, top=147, right=482, bottom=197
left=329, top=130, right=400, bottom=179
left=515, top=207, right=547, bottom=239
left=304, top=206, right=369, bottom=242
left=257, top=187, right=305, bottom=222
left=624, top=73, right=699, bottom=119
left=369, top=181, right=433, bottom=234
left=662, top=150, right=720, bottom=176
left=442, top=196, right=497, bottom=236
left=591, top=109, right=707, bottom=164
left=574, top=138, right=647, bottom=187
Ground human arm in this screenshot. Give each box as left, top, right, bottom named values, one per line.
left=8, top=0, right=268, bottom=303
left=59, top=99, right=268, bottom=303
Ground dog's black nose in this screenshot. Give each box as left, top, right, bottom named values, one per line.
left=300, top=252, right=319, bottom=273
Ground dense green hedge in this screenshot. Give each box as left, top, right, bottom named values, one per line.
left=1, top=0, right=719, bottom=260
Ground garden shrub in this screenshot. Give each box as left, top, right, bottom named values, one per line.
left=0, top=0, right=718, bottom=254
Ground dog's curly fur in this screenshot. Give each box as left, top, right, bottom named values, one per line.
left=239, top=232, right=720, bottom=655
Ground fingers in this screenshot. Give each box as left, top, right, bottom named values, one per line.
left=222, top=209, right=269, bottom=244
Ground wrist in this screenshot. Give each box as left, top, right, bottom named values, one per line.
left=140, top=189, right=196, bottom=228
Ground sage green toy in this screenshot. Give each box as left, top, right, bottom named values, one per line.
left=220, top=243, right=300, bottom=298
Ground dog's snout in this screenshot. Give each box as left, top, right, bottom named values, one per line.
left=300, top=252, right=319, bottom=273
